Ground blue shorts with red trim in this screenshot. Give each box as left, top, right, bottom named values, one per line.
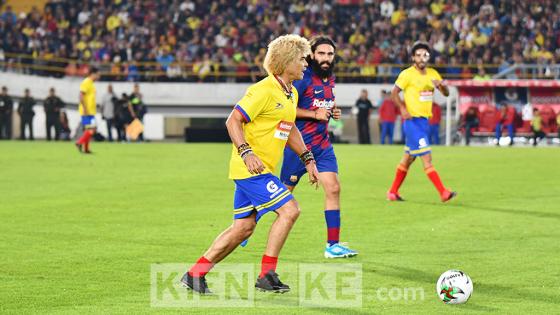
left=233, top=173, right=294, bottom=221
left=81, top=115, right=96, bottom=128
left=404, top=117, right=431, bottom=156
left=280, top=145, right=338, bottom=186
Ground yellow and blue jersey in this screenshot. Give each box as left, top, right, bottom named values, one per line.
left=394, top=66, right=442, bottom=118
left=79, top=77, right=96, bottom=116
left=229, top=75, right=298, bottom=180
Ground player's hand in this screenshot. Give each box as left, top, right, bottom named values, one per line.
left=305, top=161, right=320, bottom=189
left=314, top=108, right=331, bottom=121
left=432, top=79, right=444, bottom=89
left=243, top=152, right=265, bottom=174
left=401, top=109, right=411, bottom=120
left=332, top=105, right=341, bottom=120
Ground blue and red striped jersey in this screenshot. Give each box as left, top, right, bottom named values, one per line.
left=293, top=68, right=336, bottom=151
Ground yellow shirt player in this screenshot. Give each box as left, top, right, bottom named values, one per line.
left=183, top=35, right=318, bottom=295
left=75, top=67, right=99, bottom=154
left=387, top=41, right=456, bottom=203
left=228, top=76, right=297, bottom=180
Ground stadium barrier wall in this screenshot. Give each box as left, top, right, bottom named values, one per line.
left=1, top=72, right=449, bottom=141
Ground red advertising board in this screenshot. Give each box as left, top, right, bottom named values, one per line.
left=529, top=88, right=560, bottom=113
left=457, top=87, right=493, bottom=114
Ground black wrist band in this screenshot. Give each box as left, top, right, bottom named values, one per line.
left=299, top=150, right=315, bottom=165
left=237, top=143, right=251, bottom=155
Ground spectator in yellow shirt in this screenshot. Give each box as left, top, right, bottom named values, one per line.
left=106, top=14, right=121, bottom=32
left=531, top=108, right=546, bottom=146
left=391, top=5, right=406, bottom=26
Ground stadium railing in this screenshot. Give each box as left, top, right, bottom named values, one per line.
left=0, top=52, right=510, bottom=82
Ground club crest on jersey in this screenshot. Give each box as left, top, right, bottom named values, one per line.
left=312, top=99, right=335, bottom=109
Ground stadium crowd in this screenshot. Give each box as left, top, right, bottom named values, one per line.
left=1, top=0, right=559, bottom=82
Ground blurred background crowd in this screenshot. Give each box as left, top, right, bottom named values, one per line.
left=1, top=0, right=559, bottom=83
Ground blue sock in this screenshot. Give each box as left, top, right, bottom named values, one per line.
left=325, top=209, right=340, bottom=246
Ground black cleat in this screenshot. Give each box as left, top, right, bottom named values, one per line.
left=75, top=143, right=83, bottom=153
left=181, top=272, right=212, bottom=294
left=255, top=271, right=290, bottom=293
left=441, top=190, right=457, bottom=203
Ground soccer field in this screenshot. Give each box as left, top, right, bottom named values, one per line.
left=1, top=142, right=559, bottom=314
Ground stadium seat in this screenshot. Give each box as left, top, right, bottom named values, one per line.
left=539, top=106, right=557, bottom=135
left=516, top=120, right=532, bottom=136
left=474, top=107, right=498, bottom=134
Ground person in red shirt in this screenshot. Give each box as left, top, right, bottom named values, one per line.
left=379, top=91, right=399, bottom=144
left=429, top=103, right=442, bottom=145
left=495, top=104, right=516, bottom=145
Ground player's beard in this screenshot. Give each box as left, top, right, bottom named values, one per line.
left=415, top=61, right=427, bottom=70
left=310, top=58, right=334, bottom=79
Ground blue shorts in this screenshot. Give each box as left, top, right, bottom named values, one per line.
left=233, top=174, right=294, bottom=221
left=404, top=117, right=431, bottom=156
left=280, top=145, right=338, bottom=186
left=81, top=115, right=96, bottom=128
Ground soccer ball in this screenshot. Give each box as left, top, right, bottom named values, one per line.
left=436, top=270, right=473, bottom=304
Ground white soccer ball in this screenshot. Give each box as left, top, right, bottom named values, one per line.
left=436, top=270, right=473, bottom=304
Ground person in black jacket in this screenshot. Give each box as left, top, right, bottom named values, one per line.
left=18, top=89, right=36, bottom=140
left=0, top=86, right=14, bottom=139
left=44, top=87, right=65, bottom=141
left=355, top=89, right=374, bottom=144
left=115, top=93, right=135, bottom=141
left=130, top=83, right=147, bottom=141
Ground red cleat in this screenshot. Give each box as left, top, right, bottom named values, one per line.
left=387, top=192, right=405, bottom=201
left=441, top=189, right=457, bottom=202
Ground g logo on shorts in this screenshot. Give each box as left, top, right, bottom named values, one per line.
left=266, top=181, right=279, bottom=193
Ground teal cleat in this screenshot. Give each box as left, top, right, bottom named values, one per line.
left=324, top=242, right=358, bottom=258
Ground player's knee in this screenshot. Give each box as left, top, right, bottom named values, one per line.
left=325, top=182, right=341, bottom=197
left=406, top=156, right=416, bottom=165
left=240, top=226, right=255, bottom=240
left=281, top=203, right=300, bottom=223
left=234, top=221, right=256, bottom=239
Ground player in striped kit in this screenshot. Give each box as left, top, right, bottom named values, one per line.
left=280, top=36, right=358, bottom=259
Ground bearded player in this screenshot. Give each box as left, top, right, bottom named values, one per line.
left=280, top=36, right=357, bottom=259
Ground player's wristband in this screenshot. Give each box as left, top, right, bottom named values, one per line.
left=237, top=143, right=251, bottom=154
left=240, top=149, right=253, bottom=160
left=299, top=150, right=315, bottom=165
left=237, top=143, right=253, bottom=160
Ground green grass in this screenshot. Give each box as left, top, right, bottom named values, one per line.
left=1, top=141, right=559, bottom=314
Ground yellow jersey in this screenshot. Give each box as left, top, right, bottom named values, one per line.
left=394, top=66, right=442, bottom=118
left=229, top=76, right=298, bottom=179
left=79, top=77, right=96, bottom=116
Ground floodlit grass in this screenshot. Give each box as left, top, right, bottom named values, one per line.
left=1, top=141, right=559, bottom=314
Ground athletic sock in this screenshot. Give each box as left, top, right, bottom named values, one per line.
left=260, top=255, right=278, bottom=278
left=76, top=130, right=91, bottom=144
left=188, top=256, right=214, bottom=277
left=389, top=164, right=408, bottom=194
left=325, top=209, right=340, bottom=246
left=425, top=166, right=446, bottom=194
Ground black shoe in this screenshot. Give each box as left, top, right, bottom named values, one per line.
left=255, top=271, right=290, bottom=293
left=181, top=272, right=212, bottom=294
left=75, top=143, right=83, bottom=153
